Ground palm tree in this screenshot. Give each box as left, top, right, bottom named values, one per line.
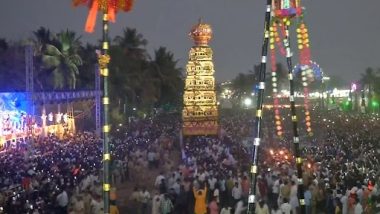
left=109, top=44, right=140, bottom=111
left=151, top=47, right=183, bottom=109
left=32, top=27, right=52, bottom=55
left=77, top=43, right=97, bottom=89
left=42, top=30, right=83, bottom=90
left=110, top=28, right=158, bottom=114
left=31, top=27, right=53, bottom=91
left=114, top=28, right=148, bottom=59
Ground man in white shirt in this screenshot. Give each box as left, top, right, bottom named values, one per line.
left=280, top=198, right=292, bottom=214
left=151, top=192, right=161, bottom=214
left=171, top=179, right=181, bottom=195
left=208, top=176, right=218, bottom=191
left=140, top=187, right=151, bottom=214
left=155, top=172, right=165, bottom=187
left=272, top=177, right=280, bottom=204
left=234, top=200, right=246, bottom=214
left=232, top=182, right=242, bottom=206
left=220, top=206, right=232, bottom=214
left=56, top=187, right=68, bottom=213
left=340, top=191, right=349, bottom=214
left=354, top=198, right=363, bottom=214
left=90, top=195, right=104, bottom=214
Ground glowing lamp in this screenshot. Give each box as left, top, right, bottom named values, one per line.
left=270, top=150, right=274, bottom=155
left=41, top=114, right=47, bottom=121
left=279, top=150, right=284, bottom=155
left=48, top=113, right=54, bottom=122
left=63, top=113, right=68, bottom=123
left=351, top=83, right=357, bottom=92
left=56, top=113, right=62, bottom=123
left=244, top=98, right=253, bottom=107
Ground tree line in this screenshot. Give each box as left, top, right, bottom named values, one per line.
left=1, top=27, right=379, bottom=120
left=0, top=27, right=184, bottom=122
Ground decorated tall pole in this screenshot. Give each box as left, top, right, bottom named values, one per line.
left=283, top=18, right=305, bottom=213
left=247, top=0, right=272, bottom=212
left=72, top=1, right=134, bottom=213
left=269, top=1, right=307, bottom=212
left=101, top=10, right=111, bottom=213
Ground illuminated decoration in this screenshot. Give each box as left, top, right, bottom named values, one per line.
left=63, top=113, right=68, bottom=123
left=293, top=61, right=322, bottom=136
left=351, top=83, right=357, bottom=92
left=269, top=22, right=283, bottom=137
left=273, top=0, right=302, bottom=18
left=296, top=22, right=311, bottom=65
left=72, top=0, right=135, bottom=212
left=182, top=20, right=218, bottom=136
left=72, top=0, right=134, bottom=33
left=0, top=93, right=30, bottom=136
left=56, top=113, right=62, bottom=123
left=48, top=112, right=54, bottom=122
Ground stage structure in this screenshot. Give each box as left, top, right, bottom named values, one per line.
left=248, top=0, right=307, bottom=213
left=73, top=0, right=134, bottom=213
left=182, top=20, right=218, bottom=136
left=0, top=46, right=102, bottom=150
left=0, top=89, right=100, bottom=149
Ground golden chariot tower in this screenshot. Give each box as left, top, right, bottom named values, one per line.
left=182, top=20, right=219, bottom=136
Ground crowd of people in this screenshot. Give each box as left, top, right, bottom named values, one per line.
left=0, top=108, right=379, bottom=214
left=0, top=132, right=104, bottom=214
left=125, top=109, right=380, bottom=214
left=0, top=113, right=179, bottom=214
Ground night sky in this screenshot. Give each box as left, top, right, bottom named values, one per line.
left=1, top=0, right=380, bottom=83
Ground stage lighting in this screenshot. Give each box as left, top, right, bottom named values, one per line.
left=56, top=113, right=62, bottom=123
left=48, top=113, right=53, bottom=122
left=63, top=113, right=68, bottom=123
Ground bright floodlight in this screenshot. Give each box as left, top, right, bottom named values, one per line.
left=244, top=97, right=252, bottom=107
left=351, top=83, right=357, bottom=92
